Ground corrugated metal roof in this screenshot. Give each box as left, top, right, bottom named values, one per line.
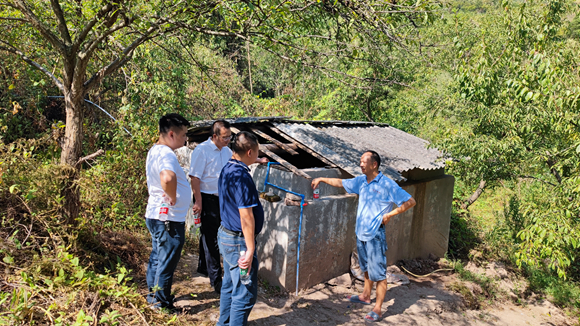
left=275, top=122, right=444, bottom=181
left=186, top=117, right=444, bottom=181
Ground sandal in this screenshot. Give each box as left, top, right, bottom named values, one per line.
left=365, top=311, right=380, bottom=322
left=347, top=294, right=371, bottom=305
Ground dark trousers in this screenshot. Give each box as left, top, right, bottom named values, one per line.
left=145, top=218, right=185, bottom=308
left=198, top=193, right=222, bottom=289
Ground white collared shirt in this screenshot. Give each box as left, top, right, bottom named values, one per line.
left=188, top=137, right=233, bottom=195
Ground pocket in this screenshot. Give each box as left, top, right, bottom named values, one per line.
left=382, top=232, right=388, bottom=252
left=150, top=221, right=166, bottom=243
left=220, top=242, right=241, bottom=269
left=376, top=229, right=387, bottom=252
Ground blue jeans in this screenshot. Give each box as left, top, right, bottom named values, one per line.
left=357, top=227, right=388, bottom=282
left=146, top=218, right=185, bottom=308
left=217, top=227, right=258, bottom=326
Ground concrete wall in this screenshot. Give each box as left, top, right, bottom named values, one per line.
left=257, top=194, right=358, bottom=291
left=252, top=165, right=357, bottom=290
left=386, top=175, right=455, bottom=265
left=251, top=165, right=346, bottom=199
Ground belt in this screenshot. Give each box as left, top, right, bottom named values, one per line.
left=219, top=225, right=244, bottom=237
left=201, top=192, right=219, bottom=200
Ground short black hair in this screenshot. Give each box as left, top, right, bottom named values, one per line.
left=159, top=113, right=190, bottom=134
left=212, top=120, right=231, bottom=136
left=364, top=150, right=381, bottom=168
left=231, top=131, right=259, bottom=154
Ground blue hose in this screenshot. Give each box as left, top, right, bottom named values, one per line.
left=262, top=162, right=305, bottom=296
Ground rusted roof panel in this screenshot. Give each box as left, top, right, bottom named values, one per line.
left=275, top=122, right=444, bottom=180
left=275, top=123, right=404, bottom=180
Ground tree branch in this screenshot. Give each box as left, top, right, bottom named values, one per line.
left=0, top=2, right=18, bottom=9
left=0, top=41, right=64, bottom=92
left=13, top=0, right=64, bottom=53
left=0, top=17, right=26, bottom=22
left=259, top=44, right=408, bottom=86
left=518, top=175, right=557, bottom=187
left=83, top=26, right=160, bottom=91
left=50, top=0, right=72, bottom=46
left=546, top=157, right=562, bottom=184
left=461, top=179, right=486, bottom=210
left=79, top=19, right=132, bottom=63
left=75, top=149, right=104, bottom=167
left=73, top=3, right=115, bottom=53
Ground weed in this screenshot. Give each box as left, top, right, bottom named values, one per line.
left=448, top=281, right=480, bottom=309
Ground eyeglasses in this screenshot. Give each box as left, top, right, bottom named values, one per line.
left=219, top=135, right=232, bottom=141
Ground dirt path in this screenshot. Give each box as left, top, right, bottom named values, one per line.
left=168, top=254, right=575, bottom=325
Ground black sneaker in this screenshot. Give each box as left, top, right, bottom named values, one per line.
left=160, top=304, right=182, bottom=315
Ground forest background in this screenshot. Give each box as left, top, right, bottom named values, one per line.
left=1, top=0, right=580, bottom=325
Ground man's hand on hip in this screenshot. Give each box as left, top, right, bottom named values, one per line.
left=382, top=213, right=392, bottom=226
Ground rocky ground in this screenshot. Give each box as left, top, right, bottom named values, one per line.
left=145, top=253, right=577, bottom=325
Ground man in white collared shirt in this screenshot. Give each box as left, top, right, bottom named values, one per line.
left=189, top=120, right=268, bottom=293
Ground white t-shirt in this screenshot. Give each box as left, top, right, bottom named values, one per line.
left=145, top=144, right=192, bottom=222
left=188, top=138, right=233, bottom=195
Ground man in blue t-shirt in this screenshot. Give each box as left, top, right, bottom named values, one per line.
left=312, top=150, right=416, bottom=322
left=216, top=131, right=264, bottom=326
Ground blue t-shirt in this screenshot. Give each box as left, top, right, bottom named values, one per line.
left=218, top=159, right=264, bottom=235
left=342, top=172, right=412, bottom=241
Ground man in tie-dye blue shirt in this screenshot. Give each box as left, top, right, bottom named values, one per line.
left=311, top=150, right=416, bottom=322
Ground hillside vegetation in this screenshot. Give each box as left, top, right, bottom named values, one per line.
left=1, top=0, right=579, bottom=324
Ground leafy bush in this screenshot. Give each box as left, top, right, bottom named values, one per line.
left=0, top=247, right=167, bottom=325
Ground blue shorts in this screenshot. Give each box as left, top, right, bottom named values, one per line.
left=356, top=228, right=388, bottom=282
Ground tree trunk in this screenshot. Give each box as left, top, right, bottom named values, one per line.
left=461, top=179, right=486, bottom=210
left=60, top=89, right=85, bottom=225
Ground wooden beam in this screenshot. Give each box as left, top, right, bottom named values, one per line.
left=268, top=125, right=337, bottom=167
left=259, top=143, right=298, bottom=154
left=251, top=127, right=299, bottom=155
left=259, top=146, right=312, bottom=180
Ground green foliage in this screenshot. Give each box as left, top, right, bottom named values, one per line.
left=527, top=265, right=580, bottom=311
left=569, top=14, right=580, bottom=39
left=431, top=0, right=580, bottom=279
left=2, top=0, right=580, bottom=322
left=0, top=247, right=164, bottom=325
left=448, top=202, right=480, bottom=260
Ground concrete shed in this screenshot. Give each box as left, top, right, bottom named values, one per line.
left=178, top=117, right=454, bottom=293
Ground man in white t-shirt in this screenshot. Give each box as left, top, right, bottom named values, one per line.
left=145, top=113, right=191, bottom=311
left=189, top=120, right=268, bottom=293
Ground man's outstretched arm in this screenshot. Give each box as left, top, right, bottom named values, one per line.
left=382, top=198, right=416, bottom=225
left=311, top=177, right=344, bottom=189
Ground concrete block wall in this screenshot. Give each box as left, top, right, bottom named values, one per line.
left=257, top=194, right=358, bottom=291
left=251, top=165, right=346, bottom=199
left=386, top=175, right=455, bottom=265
